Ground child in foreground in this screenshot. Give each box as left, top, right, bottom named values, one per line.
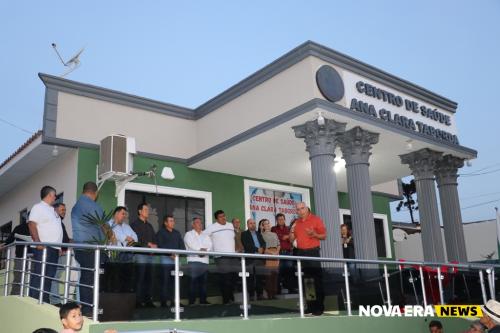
left=59, top=302, right=84, bottom=333
left=59, top=302, right=117, bottom=333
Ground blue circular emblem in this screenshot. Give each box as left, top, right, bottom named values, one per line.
left=316, top=65, right=344, bottom=102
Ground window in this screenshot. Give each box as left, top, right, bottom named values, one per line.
left=125, top=190, right=205, bottom=235
left=340, top=210, right=391, bottom=258
left=0, top=222, right=12, bottom=242
left=0, top=221, right=12, bottom=269
left=55, top=192, right=64, bottom=205
left=19, top=208, right=28, bottom=225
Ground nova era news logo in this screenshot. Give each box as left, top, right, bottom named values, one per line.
left=358, top=305, right=482, bottom=317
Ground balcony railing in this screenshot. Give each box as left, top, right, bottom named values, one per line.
left=1, top=241, right=498, bottom=322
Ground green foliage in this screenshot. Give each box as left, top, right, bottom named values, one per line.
left=82, top=210, right=120, bottom=261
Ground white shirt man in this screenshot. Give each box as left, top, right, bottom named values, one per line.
left=202, top=213, right=235, bottom=253
left=184, top=217, right=213, bottom=305
left=28, top=186, right=63, bottom=303
left=184, top=219, right=213, bottom=264
left=201, top=210, right=236, bottom=304
left=29, top=199, right=63, bottom=247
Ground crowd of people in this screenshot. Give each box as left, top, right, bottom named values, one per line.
left=6, top=181, right=329, bottom=317
left=8, top=181, right=500, bottom=333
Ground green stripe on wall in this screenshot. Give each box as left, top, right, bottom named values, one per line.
left=77, top=148, right=394, bottom=256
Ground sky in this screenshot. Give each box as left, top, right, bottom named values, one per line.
left=0, top=0, right=499, bottom=223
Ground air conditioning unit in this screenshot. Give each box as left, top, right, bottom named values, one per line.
left=98, top=135, right=136, bottom=179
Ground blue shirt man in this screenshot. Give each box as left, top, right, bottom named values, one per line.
left=71, top=194, right=104, bottom=243
left=108, top=205, right=138, bottom=263
left=70, top=181, right=104, bottom=316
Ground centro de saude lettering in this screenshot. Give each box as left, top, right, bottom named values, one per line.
left=355, top=81, right=452, bottom=126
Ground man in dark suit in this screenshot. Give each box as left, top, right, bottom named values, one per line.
left=241, top=218, right=266, bottom=301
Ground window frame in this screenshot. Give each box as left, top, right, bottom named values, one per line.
left=339, top=208, right=392, bottom=258
left=117, top=182, right=212, bottom=226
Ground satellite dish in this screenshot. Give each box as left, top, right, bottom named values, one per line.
left=51, top=43, right=85, bottom=77
left=393, top=228, right=408, bottom=242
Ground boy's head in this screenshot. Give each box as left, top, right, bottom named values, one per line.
left=59, top=302, right=84, bottom=331
left=429, top=320, right=443, bottom=333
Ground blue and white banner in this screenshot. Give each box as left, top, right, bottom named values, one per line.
left=248, top=186, right=303, bottom=226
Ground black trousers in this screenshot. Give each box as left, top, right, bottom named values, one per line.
left=29, top=247, right=59, bottom=303
left=295, top=248, right=324, bottom=313
left=247, top=259, right=264, bottom=298
left=215, top=257, right=237, bottom=304
left=134, top=254, right=154, bottom=304
left=74, top=249, right=108, bottom=314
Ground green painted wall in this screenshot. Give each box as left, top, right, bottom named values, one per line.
left=0, top=296, right=95, bottom=333
left=0, top=296, right=473, bottom=333
left=90, top=315, right=470, bottom=333
left=77, top=148, right=117, bottom=213
left=77, top=148, right=395, bottom=256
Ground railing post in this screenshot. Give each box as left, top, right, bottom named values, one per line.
left=437, top=266, right=444, bottom=305
left=240, top=257, right=249, bottom=320
left=383, top=264, right=391, bottom=306
left=174, top=253, right=181, bottom=322
left=20, top=245, right=28, bottom=297
left=25, top=256, right=32, bottom=297
left=419, top=265, right=427, bottom=307
left=3, top=247, right=12, bottom=296
left=480, top=270, right=488, bottom=304
left=92, top=248, right=101, bottom=322
left=63, top=248, right=72, bottom=303
left=487, top=268, right=495, bottom=301
left=343, top=262, right=352, bottom=316
left=493, top=269, right=496, bottom=300
left=39, top=247, right=47, bottom=304
left=406, top=268, right=419, bottom=305
left=296, top=259, right=304, bottom=318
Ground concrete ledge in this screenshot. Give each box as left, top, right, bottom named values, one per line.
left=0, top=296, right=96, bottom=333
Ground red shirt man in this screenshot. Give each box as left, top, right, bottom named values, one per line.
left=289, top=202, right=326, bottom=316
left=290, top=203, right=326, bottom=250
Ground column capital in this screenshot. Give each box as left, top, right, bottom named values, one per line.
left=293, top=118, right=346, bottom=159
left=435, top=155, right=465, bottom=186
left=339, top=126, right=379, bottom=166
left=400, top=148, right=443, bottom=180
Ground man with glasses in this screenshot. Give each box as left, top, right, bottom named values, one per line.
left=289, top=202, right=326, bottom=316
left=203, top=210, right=236, bottom=304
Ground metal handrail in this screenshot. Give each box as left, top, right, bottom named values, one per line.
left=1, top=240, right=498, bottom=323
left=8, top=240, right=500, bottom=269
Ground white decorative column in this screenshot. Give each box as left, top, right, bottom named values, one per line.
left=339, top=126, right=380, bottom=261
left=435, top=155, right=468, bottom=263
left=400, top=148, right=446, bottom=262
left=293, top=118, right=346, bottom=260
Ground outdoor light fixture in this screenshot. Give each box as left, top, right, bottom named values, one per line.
left=161, top=166, right=175, bottom=180
left=51, top=145, right=59, bottom=157
left=333, top=156, right=345, bottom=173
left=405, top=140, right=413, bottom=150
left=316, top=111, right=325, bottom=126
left=466, top=159, right=472, bottom=167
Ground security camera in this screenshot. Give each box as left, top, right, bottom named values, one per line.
left=161, top=167, right=175, bottom=180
